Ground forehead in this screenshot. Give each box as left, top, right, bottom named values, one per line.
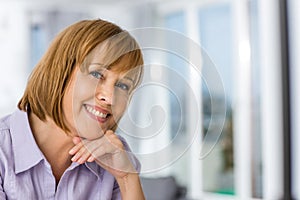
left=82, top=40, right=143, bottom=74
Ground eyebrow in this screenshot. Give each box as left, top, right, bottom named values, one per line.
left=89, top=63, right=110, bottom=69
left=123, top=76, right=134, bottom=83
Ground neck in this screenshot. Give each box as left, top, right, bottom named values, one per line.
left=28, top=112, right=74, bottom=165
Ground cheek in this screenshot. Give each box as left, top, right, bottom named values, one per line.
left=72, top=84, right=92, bottom=101
left=62, top=83, right=76, bottom=129
left=113, top=95, right=129, bottom=115
left=73, top=76, right=98, bottom=102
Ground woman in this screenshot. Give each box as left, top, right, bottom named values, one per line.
left=0, top=19, right=145, bottom=199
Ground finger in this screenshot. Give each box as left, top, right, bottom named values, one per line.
left=69, top=137, right=92, bottom=155
left=104, top=133, right=124, bottom=151
left=84, top=139, right=103, bottom=153
left=92, top=145, right=107, bottom=158
left=72, top=136, right=82, bottom=144
left=81, top=138, right=106, bottom=163
left=105, top=130, right=114, bottom=136
left=77, top=150, right=92, bottom=164
left=69, top=141, right=84, bottom=155
left=87, top=156, right=95, bottom=162
left=82, top=141, right=104, bottom=163
left=71, top=145, right=88, bottom=162
left=71, top=139, right=102, bottom=163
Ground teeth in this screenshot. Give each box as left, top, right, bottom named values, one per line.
left=86, top=106, right=108, bottom=118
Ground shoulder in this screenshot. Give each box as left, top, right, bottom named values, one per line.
left=0, top=114, right=11, bottom=132
left=0, top=114, right=13, bottom=147
left=0, top=114, right=14, bottom=173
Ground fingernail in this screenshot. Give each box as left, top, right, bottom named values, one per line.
left=69, top=149, right=74, bottom=154
left=71, top=156, right=76, bottom=162
left=87, top=157, right=94, bottom=162
left=78, top=158, right=83, bottom=164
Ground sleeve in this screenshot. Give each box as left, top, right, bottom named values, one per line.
left=111, top=181, right=121, bottom=200
left=0, top=173, right=7, bottom=200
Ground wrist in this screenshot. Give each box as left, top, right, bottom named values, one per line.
left=116, top=173, right=145, bottom=200
left=116, top=172, right=139, bottom=188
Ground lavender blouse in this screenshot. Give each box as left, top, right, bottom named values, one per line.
left=0, top=109, right=140, bottom=200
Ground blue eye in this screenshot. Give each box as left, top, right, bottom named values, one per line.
left=90, top=71, right=103, bottom=79
left=116, top=82, right=130, bottom=91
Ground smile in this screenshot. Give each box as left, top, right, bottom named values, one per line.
left=85, top=105, right=109, bottom=119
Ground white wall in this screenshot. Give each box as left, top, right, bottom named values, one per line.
left=0, top=2, right=30, bottom=116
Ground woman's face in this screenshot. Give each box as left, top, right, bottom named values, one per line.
left=62, top=52, right=137, bottom=140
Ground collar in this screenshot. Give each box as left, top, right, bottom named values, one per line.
left=10, top=110, right=104, bottom=179
left=85, top=162, right=103, bottom=180
left=10, top=109, right=44, bottom=174
left=65, top=160, right=103, bottom=180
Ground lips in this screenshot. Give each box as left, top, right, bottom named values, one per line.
left=84, top=104, right=111, bottom=122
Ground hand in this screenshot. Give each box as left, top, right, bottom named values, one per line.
left=69, top=130, right=136, bottom=179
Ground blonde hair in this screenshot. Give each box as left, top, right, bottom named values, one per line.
left=18, top=19, right=144, bottom=132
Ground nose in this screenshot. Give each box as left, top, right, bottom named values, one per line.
left=95, top=81, right=114, bottom=105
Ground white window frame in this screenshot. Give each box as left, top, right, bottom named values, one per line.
left=288, top=0, right=300, bottom=199
left=258, top=0, right=285, bottom=199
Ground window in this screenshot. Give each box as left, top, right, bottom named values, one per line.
left=198, top=3, right=235, bottom=195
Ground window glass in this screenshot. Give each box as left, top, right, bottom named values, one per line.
left=164, top=11, right=191, bottom=187
left=165, top=12, right=187, bottom=140
left=30, top=23, right=47, bottom=69
left=198, top=3, right=235, bottom=195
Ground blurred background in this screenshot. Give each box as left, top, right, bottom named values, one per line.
left=0, top=0, right=299, bottom=199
